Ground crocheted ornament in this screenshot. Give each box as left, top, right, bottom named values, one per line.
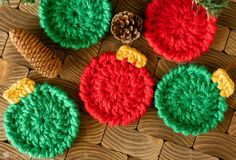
left=79, top=45, right=154, bottom=126
left=38, top=0, right=112, bottom=49
left=144, top=0, right=217, bottom=62
left=154, top=64, right=235, bottom=136
left=3, top=78, right=80, bottom=158
left=10, top=28, right=62, bottom=78
left=111, top=11, right=143, bottom=44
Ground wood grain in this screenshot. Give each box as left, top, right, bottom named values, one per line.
left=225, top=62, right=236, bottom=110
left=211, top=25, right=230, bottom=51
left=0, top=6, right=40, bottom=33
left=9, top=0, right=20, bottom=8
left=128, top=156, right=141, bottom=160
left=0, top=142, right=30, bottom=159
left=28, top=70, right=79, bottom=102
left=194, top=132, right=236, bottom=159
left=75, top=113, right=106, bottom=144
left=225, top=30, right=236, bottom=55
left=19, top=0, right=38, bottom=16
left=213, top=108, right=233, bottom=133
left=155, top=59, right=178, bottom=79
left=115, top=0, right=148, bottom=18
left=67, top=141, right=127, bottom=160
left=0, top=59, right=29, bottom=87
left=101, top=126, right=163, bottom=160
left=219, top=2, right=236, bottom=29
left=60, top=44, right=100, bottom=83
left=132, top=36, right=159, bottom=75
left=228, top=112, right=236, bottom=137
left=191, top=49, right=236, bottom=72
left=3, top=38, right=32, bottom=68
left=138, top=108, right=195, bottom=148
left=160, top=142, right=218, bottom=160
left=0, top=95, right=8, bottom=142
left=0, top=30, right=8, bottom=57
left=98, top=34, right=122, bottom=54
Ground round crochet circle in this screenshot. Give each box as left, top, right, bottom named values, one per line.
left=79, top=53, right=154, bottom=126
left=4, top=84, right=80, bottom=158
left=144, top=0, right=217, bottom=62
left=38, top=0, right=112, bottom=49
left=154, top=65, right=228, bottom=136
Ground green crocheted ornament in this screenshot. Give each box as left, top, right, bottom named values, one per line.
left=38, top=0, right=112, bottom=49
left=154, top=64, right=228, bottom=136
left=4, top=82, right=80, bottom=158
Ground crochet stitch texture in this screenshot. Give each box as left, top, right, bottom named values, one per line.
left=154, top=64, right=228, bottom=136
left=4, top=83, right=80, bottom=158
left=79, top=53, right=154, bottom=126
left=144, top=0, right=217, bottom=62
left=38, top=0, right=112, bottom=49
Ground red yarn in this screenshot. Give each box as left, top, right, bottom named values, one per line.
left=79, top=53, right=154, bottom=126
left=144, top=0, right=217, bottom=62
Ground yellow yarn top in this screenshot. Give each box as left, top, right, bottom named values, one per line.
left=116, top=45, right=147, bottom=68
left=3, top=78, right=35, bottom=104
left=212, top=69, right=235, bottom=98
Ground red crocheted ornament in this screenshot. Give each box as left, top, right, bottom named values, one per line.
left=79, top=53, right=154, bottom=126
left=144, top=0, right=217, bottom=62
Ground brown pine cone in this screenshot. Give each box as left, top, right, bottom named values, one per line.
left=111, top=11, right=143, bottom=44
left=9, top=28, right=62, bottom=78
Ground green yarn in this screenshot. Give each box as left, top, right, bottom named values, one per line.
left=4, top=83, right=80, bottom=158
left=154, top=64, right=228, bottom=136
left=38, top=0, right=112, bottom=49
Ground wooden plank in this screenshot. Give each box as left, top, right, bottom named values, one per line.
left=128, top=157, right=141, bottom=160
left=28, top=70, right=79, bottom=102
left=115, top=0, right=148, bottom=18
left=60, top=44, right=100, bottom=83
left=19, top=0, right=38, bottom=16
left=0, top=6, right=40, bottom=33
left=0, top=30, right=8, bottom=57
left=9, top=0, right=20, bottom=8
left=228, top=112, right=236, bottom=137
left=137, top=108, right=195, bottom=148
left=67, top=141, right=127, bottom=160
left=132, top=36, right=159, bottom=75
left=3, top=38, right=32, bottom=68
left=101, top=126, right=163, bottom=160
left=213, top=108, right=233, bottom=132
left=99, top=34, right=122, bottom=54
left=224, top=62, right=236, bottom=110
left=0, top=142, right=30, bottom=159
left=0, top=95, right=8, bottom=142
left=191, top=49, right=236, bottom=72
left=160, top=142, right=218, bottom=160
left=0, top=59, right=29, bottom=87
left=218, top=2, right=236, bottom=29
left=211, top=25, right=230, bottom=51
left=225, top=30, right=236, bottom=55
left=75, top=113, right=106, bottom=144
left=194, top=132, right=236, bottom=159
left=155, top=59, right=178, bottom=79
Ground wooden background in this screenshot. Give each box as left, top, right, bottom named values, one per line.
left=0, top=0, right=236, bottom=159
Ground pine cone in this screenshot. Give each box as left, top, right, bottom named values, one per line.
left=111, top=11, right=143, bottom=44
left=9, top=28, right=62, bottom=78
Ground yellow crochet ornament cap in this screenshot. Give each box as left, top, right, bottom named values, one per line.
left=212, top=68, right=235, bottom=98
left=116, top=45, right=147, bottom=68
left=3, top=78, right=35, bottom=104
